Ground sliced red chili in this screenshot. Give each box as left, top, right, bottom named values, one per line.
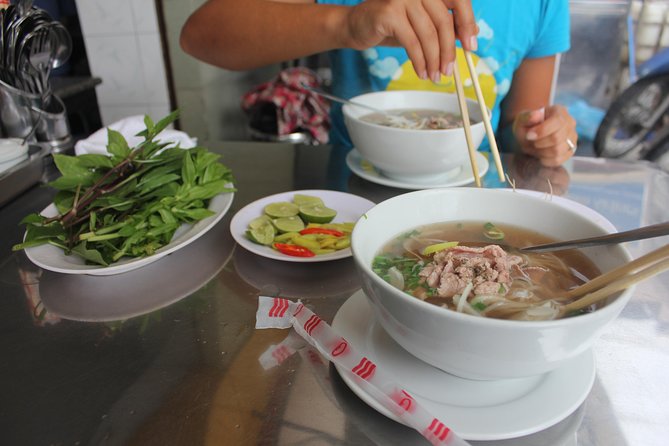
left=299, top=228, right=344, bottom=237
left=273, top=243, right=316, bottom=257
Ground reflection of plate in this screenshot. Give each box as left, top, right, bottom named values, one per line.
left=24, top=187, right=234, bottom=276
left=346, top=149, right=489, bottom=189
left=233, top=247, right=360, bottom=298
left=38, top=215, right=236, bottom=321
left=332, top=291, right=596, bottom=441
left=230, top=189, right=375, bottom=263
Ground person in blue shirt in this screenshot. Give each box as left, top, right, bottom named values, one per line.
left=181, top=0, right=577, bottom=167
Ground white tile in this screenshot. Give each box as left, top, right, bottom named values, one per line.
left=100, top=105, right=153, bottom=127
left=148, top=103, right=173, bottom=124
left=136, top=34, right=170, bottom=104
left=75, top=0, right=135, bottom=36
left=84, top=35, right=147, bottom=105
left=131, top=0, right=160, bottom=34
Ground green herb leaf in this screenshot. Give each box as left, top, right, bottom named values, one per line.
left=14, top=111, right=235, bottom=266
left=106, top=129, right=131, bottom=158
left=71, top=242, right=109, bottom=266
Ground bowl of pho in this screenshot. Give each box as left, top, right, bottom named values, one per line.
left=342, top=90, right=486, bottom=184
left=350, top=188, right=634, bottom=380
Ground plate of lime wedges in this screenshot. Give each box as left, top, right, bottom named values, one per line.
left=230, top=190, right=376, bottom=262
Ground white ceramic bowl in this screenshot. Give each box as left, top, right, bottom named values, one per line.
left=351, top=188, right=634, bottom=380
left=343, top=90, right=486, bottom=184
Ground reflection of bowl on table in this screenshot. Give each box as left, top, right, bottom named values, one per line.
left=343, top=90, right=486, bottom=184
left=351, top=188, right=634, bottom=380
left=38, top=216, right=236, bottom=322
left=233, top=247, right=360, bottom=299
left=0, top=138, right=29, bottom=173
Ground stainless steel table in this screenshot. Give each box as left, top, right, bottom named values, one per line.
left=0, top=142, right=667, bottom=446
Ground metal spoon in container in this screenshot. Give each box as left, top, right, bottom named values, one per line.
left=520, top=221, right=669, bottom=252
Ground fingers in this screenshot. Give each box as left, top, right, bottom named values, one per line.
left=401, top=0, right=460, bottom=80
left=346, top=0, right=477, bottom=80
left=406, top=3, right=441, bottom=81
left=424, top=0, right=456, bottom=76
left=515, top=105, right=578, bottom=167
left=446, top=0, right=478, bottom=51
left=522, top=108, right=546, bottom=127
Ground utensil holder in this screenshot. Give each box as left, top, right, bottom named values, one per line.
left=0, top=78, right=42, bottom=141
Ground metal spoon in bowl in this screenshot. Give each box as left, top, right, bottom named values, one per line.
left=520, top=221, right=669, bottom=253
left=300, top=83, right=415, bottom=127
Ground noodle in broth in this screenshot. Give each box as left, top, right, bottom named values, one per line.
left=360, top=108, right=476, bottom=130
left=372, top=221, right=602, bottom=321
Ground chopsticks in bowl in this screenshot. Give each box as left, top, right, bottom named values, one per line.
left=560, top=244, right=669, bottom=313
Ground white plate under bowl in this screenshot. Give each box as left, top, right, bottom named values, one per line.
left=230, top=189, right=375, bottom=263
left=24, top=187, right=235, bottom=275
left=346, top=149, right=489, bottom=189
left=332, top=291, right=596, bottom=441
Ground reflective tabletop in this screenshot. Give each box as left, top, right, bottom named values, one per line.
left=0, top=141, right=667, bottom=446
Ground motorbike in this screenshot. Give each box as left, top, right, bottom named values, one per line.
left=594, top=46, right=669, bottom=170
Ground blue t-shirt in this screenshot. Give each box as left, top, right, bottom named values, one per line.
left=316, top=0, right=570, bottom=151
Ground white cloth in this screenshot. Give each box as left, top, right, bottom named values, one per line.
left=74, top=115, right=197, bottom=156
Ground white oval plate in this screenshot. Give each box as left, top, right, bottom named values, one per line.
left=333, top=291, right=596, bottom=441
left=230, top=189, right=375, bottom=262
left=346, top=148, right=489, bottom=189
left=24, top=187, right=235, bottom=276
left=39, top=215, right=236, bottom=321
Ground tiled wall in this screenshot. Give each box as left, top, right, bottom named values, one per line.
left=75, top=0, right=171, bottom=126
left=161, top=0, right=281, bottom=141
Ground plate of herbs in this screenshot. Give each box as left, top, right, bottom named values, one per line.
left=12, top=112, right=235, bottom=275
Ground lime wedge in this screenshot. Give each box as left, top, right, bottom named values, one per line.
left=293, top=194, right=324, bottom=206
left=299, top=203, right=337, bottom=224
left=264, top=201, right=299, bottom=218
left=248, top=215, right=272, bottom=229
left=422, top=241, right=459, bottom=256
left=273, top=216, right=305, bottom=233
left=246, top=224, right=276, bottom=245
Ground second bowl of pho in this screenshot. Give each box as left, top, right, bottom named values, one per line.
left=342, top=90, right=486, bottom=184
left=351, top=188, right=634, bottom=380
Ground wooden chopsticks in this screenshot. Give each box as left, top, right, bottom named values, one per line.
left=451, top=51, right=506, bottom=186
left=560, top=244, right=669, bottom=314
left=452, top=61, right=481, bottom=187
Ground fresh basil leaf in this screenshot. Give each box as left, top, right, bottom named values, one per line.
left=71, top=242, right=108, bottom=266
left=137, top=173, right=180, bottom=196
left=146, top=223, right=180, bottom=238
left=20, top=223, right=66, bottom=247
left=107, top=129, right=131, bottom=158
left=158, top=208, right=177, bottom=225
left=181, top=151, right=196, bottom=186
left=173, top=208, right=215, bottom=221
left=153, top=110, right=179, bottom=135
left=19, top=213, right=45, bottom=225
left=76, top=153, right=115, bottom=169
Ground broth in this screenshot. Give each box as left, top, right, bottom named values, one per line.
left=372, top=221, right=602, bottom=320
left=360, top=108, right=477, bottom=130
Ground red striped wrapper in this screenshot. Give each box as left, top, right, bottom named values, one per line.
left=256, top=296, right=471, bottom=446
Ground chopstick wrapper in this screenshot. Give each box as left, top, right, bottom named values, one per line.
left=256, top=296, right=471, bottom=446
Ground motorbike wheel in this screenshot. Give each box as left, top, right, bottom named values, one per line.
left=594, top=73, right=669, bottom=159
left=644, top=133, right=669, bottom=172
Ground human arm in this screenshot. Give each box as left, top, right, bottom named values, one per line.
left=499, top=55, right=577, bottom=167
left=179, top=0, right=479, bottom=83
